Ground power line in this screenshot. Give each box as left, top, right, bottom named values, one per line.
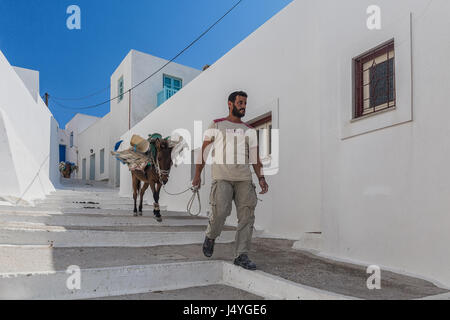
left=52, top=95, right=109, bottom=111
left=51, top=84, right=111, bottom=101
left=51, top=0, right=244, bottom=111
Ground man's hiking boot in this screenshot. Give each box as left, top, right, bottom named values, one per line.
left=233, top=254, right=257, bottom=270
left=202, top=236, right=215, bottom=257
left=154, top=212, right=162, bottom=223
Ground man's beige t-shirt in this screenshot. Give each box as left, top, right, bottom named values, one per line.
left=204, top=118, right=257, bottom=181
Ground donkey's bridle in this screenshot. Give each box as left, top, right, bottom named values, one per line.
left=149, top=146, right=170, bottom=185
left=147, top=139, right=201, bottom=216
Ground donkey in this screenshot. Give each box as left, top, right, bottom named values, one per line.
left=59, top=162, right=78, bottom=178
left=131, top=138, right=173, bottom=222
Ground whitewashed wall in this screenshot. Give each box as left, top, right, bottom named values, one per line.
left=120, top=0, right=322, bottom=240
left=49, top=117, right=60, bottom=187
left=0, top=50, right=58, bottom=203
left=77, top=113, right=113, bottom=181
left=63, top=114, right=100, bottom=168
left=318, top=0, right=450, bottom=288
left=106, top=51, right=133, bottom=186
left=130, top=50, right=202, bottom=127
left=12, top=67, right=40, bottom=103
left=120, top=0, right=450, bottom=287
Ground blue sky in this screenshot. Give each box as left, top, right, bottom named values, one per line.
left=0, top=0, right=293, bottom=128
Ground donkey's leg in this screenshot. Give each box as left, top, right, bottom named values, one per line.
left=139, top=183, right=150, bottom=216
left=132, top=175, right=140, bottom=217
left=153, top=183, right=162, bottom=222
left=150, top=182, right=162, bottom=222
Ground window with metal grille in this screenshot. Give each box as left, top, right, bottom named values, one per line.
left=354, top=40, right=396, bottom=119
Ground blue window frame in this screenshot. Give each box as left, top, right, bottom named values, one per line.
left=163, top=75, right=182, bottom=90
left=157, top=75, right=183, bottom=107
left=118, top=76, right=124, bottom=102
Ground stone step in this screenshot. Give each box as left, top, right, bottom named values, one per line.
left=52, top=191, right=119, bottom=196
left=58, top=177, right=114, bottom=187
left=0, top=223, right=224, bottom=233
left=0, top=228, right=237, bottom=248
left=0, top=245, right=211, bottom=274
left=50, top=190, right=118, bottom=196
left=0, top=214, right=207, bottom=227
left=42, top=193, right=132, bottom=199
left=0, top=260, right=350, bottom=300
left=0, top=205, right=168, bottom=214
left=91, top=284, right=263, bottom=300
left=36, top=199, right=143, bottom=205
left=292, top=232, right=322, bottom=252
left=0, top=209, right=198, bottom=219
left=34, top=203, right=155, bottom=210
left=0, top=261, right=223, bottom=299
left=2, top=238, right=443, bottom=300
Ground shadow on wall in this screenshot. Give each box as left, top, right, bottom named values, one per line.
left=0, top=109, right=55, bottom=205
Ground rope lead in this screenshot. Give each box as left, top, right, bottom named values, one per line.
left=153, top=147, right=201, bottom=216
left=186, top=187, right=201, bottom=216
left=161, top=185, right=202, bottom=217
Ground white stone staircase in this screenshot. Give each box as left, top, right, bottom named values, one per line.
left=0, top=182, right=351, bottom=300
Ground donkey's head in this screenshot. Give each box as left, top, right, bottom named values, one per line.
left=155, top=139, right=173, bottom=184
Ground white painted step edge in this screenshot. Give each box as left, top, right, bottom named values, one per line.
left=0, top=217, right=208, bottom=227
left=0, top=261, right=222, bottom=300
left=0, top=229, right=236, bottom=248
left=0, top=206, right=168, bottom=214
left=222, top=262, right=355, bottom=300
left=0, top=261, right=356, bottom=300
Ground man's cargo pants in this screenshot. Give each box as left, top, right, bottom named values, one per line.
left=206, top=180, right=258, bottom=258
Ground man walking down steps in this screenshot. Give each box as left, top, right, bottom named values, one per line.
left=192, top=91, right=269, bottom=270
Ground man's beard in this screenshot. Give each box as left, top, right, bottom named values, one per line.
left=232, top=104, right=245, bottom=118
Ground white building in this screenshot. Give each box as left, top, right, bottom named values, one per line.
left=57, top=113, right=100, bottom=171
left=70, top=49, right=202, bottom=185
left=0, top=50, right=59, bottom=204
left=118, top=0, right=450, bottom=288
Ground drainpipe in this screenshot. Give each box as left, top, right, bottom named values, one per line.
left=128, top=90, right=131, bottom=130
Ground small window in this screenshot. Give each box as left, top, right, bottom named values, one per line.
left=173, top=79, right=181, bottom=90
left=164, top=76, right=172, bottom=88
left=163, top=75, right=182, bottom=91
left=100, top=148, right=105, bottom=174
left=70, top=132, right=74, bottom=148
left=354, top=40, right=396, bottom=119
left=118, top=76, right=124, bottom=102
left=248, top=115, right=272, bottom=161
